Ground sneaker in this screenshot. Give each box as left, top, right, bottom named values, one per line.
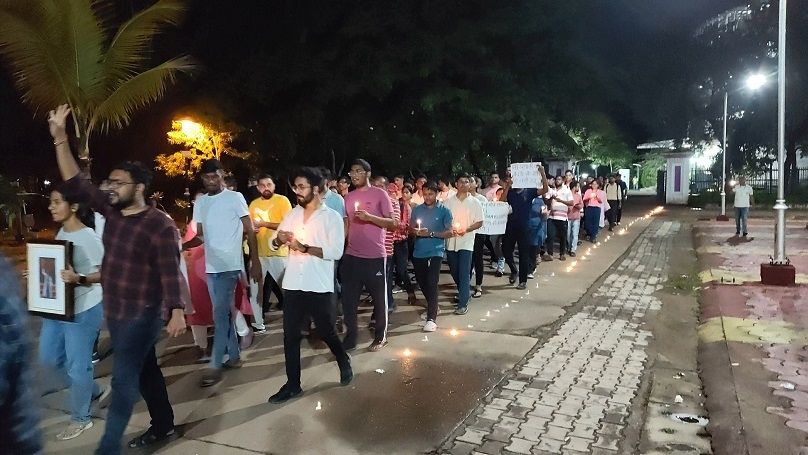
left=91, top=385, right=111, bottom=407
left=57, top=420, right=93, bottom=440
left=743, top=232, right=748, bottom=237
left=527, top=273, right=534, bottom=279
left=508, top=273, right=517, bottom=284
left=569, top=252, right=576, bottom=257
left=495, top=269, right=504, bottom=277
left=577, top=241, right=583, bottom=245
left=472, top=288, right=483, bottom=298
left=541, top=254, right=553, bottom=262
left=454, top=306, right=468, bottom=315
left=392, top=285, right=404, bottom=294
left=127, top=427, right=179, bottom=448
left=91, top=351, right=101, bottom=364
left=268, top=384, right=303, bottom=404
left=559, top=255, right=566, bottom=261
left=516, top=282, right=527, bottom=290
left=423, top=320, right=437, bottom=332
left=339, top=356, right=353, bottom=386
left=223, top=358, right=244, bottom=369
left=368, top=340, right=388, bottom=352
left=199, top=369, right=223, bottom=388
left=251, top=324, right=267, bottom=335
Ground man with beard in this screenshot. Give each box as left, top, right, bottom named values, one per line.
left=48, top=105, right=186, bottom=454
left=267, top=167, right=352, bottom=403
left=341, top=159, right=396, bottom=352
left=248, top=174, right=292, bottom=323
left=183, top=159, right=263, bottom=387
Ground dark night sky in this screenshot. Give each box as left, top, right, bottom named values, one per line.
left=0, top=0, right=745, bottom=180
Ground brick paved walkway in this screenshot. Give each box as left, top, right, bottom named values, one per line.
left=440, top=220, right=681, bottom=455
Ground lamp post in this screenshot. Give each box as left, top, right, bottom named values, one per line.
left=717, top=74, right=768, bottom=221
left=761, top=0, right=795, bottom=285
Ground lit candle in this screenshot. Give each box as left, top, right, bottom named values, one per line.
left=417, top=219, right=422, bottom=231
left=454, top=222, right=460, bottom=231
left=354, top=202, right=359, bottom=211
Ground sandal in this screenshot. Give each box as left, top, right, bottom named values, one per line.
left=472, top=289, right=483, bottom=298
left=127, top=427, right=179, bottom=448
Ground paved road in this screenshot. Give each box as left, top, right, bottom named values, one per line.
left=38, top=198, right=681, bottom=454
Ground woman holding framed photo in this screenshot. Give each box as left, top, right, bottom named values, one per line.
left=39, top=183, right=108, bottom=440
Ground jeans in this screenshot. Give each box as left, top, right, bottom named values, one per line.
left=96, top=309, right=174, bottom=455
left=207, top=271, right=241, bottom=369
left=735, top=207, right=749, bottom=234
left=584, top=206, right=602, bottom=241
left=607, top=200, right=620, bottom=227
left=447, top=250, right=472, bottom=309
left=413, top=256, right=442, bottom=322
left=339, top=255, right=388, bottom=348
left=472, top=234, right=486, bottom=287
left=282, top=290, right=349, bottom=390
left=503, top=225, right=531, bottom=284
left=393, top=240, right=414, bottom=293
left=551, top=219, right=568, bottom=256
left=485, top=235, right=503, bottom=262
left=567, top=219, right=580, bottom=253
left=38, top=304, right=103, bottom=424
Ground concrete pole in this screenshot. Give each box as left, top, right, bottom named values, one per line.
left=719, top=91, right=728, bottom=220
left=773, top=0, right=787, bottom=265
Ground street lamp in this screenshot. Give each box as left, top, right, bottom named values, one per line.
left=717, top=74, right=768, bottom=221
left=178, top=119, right=202, bottom=138
left=761, top=0, right=795, bottom=285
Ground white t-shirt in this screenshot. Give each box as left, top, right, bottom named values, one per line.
left=549, top=186, right=573, bottom=221
left=56, top=227, right=103, bottom=314
left=193, top=189, right=250, bottom=273
left=734, top=185, right=754, bottom=208
left=94, top=212, right=106, bottom=238
left=443, top=194, right=484, bottom=251
left=437, top=188, right=457, bottom=203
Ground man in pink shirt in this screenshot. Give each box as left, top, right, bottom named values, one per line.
left=342, top=159, right=397, bottom=352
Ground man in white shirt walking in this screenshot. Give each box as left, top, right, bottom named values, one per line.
left=443, top=173, right=484, bottom=314
left=267, top=167, right=352, bottom=404
left=183, top=160, right=263, bottom=387
left=732, top=176, right=754, bottom=237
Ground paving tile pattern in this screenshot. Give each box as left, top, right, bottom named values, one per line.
left=440, top=220, right=679, bottom=454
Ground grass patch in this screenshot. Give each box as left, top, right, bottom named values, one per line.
left=667, top=271, right=701, bottom=295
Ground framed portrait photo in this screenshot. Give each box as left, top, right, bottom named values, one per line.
left=27, top=240, right=75, bottom=321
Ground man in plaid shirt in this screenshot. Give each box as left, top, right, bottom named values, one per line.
left=49, top=105, right=187, bottom=455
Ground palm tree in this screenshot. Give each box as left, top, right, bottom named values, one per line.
left=0, top=0, right=195, bottom=165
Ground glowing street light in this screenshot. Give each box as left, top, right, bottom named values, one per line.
left=178, top=119, right=202, bottom=137
left=718, top=74, right=767, bottom=221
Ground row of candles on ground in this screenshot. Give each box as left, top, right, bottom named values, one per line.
left=564, top=206, right=664, bottom=274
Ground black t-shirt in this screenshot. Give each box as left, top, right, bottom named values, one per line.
left=507, top=188, right=538, bottom=229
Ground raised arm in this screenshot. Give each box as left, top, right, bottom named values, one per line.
left=48, top=105, right=81, bottom=181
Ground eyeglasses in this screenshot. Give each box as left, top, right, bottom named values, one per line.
left=107, top=180, right=135, bottom=189
left=348, top=170, right=367, bottom=176
left=293, top=185, right=312, bottom=192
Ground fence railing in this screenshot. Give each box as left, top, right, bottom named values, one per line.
left=689, top=167, right=808, bottom=193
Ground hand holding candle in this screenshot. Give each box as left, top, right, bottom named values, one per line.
left=354, top=201, right=359, bottom=211
left=417, top=219, right=422, bottom=231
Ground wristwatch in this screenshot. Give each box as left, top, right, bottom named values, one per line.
left=429, top=231, right=435, bottom=238
left=302, top=244, right=310, bottom=253
left=78, top=274, right=87, bottom=285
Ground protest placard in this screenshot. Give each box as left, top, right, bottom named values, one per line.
left=510, top=162, right=541, bottom=188
left=479, top=201, right=509, bottom=235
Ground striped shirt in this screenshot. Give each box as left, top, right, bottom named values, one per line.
left=391, top=199, right=411, bottom=243
left=384, top=194, right=401, bottom=256
left=65, top=176, right=186, bottom=321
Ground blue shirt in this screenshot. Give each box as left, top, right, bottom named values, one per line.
left=322, top=190, right=346, bottom=218
left=410, top=203, right=453, bottom=258
left=0, top=255, right=43, bottom=454
left=507, top=188, right=538, bottom=230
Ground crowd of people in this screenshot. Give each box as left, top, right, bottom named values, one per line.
left=0, top=104, right=629, bottom=454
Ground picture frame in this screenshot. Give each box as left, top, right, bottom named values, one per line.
left=26, top=239, right=74, bottom=321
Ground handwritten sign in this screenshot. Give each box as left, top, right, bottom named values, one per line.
left=479, top=201, right=509, bottom=235
left=510, top=162, right=541, bottom=188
